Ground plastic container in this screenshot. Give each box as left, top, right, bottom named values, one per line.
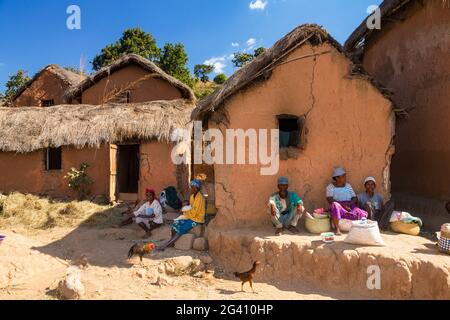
left=321, top=232, right=335, bottom=243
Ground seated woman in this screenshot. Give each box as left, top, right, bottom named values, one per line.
left=357, top=177, right=394, bottom=229
left=268, top=176, right=305, bottom=235
left=117, top=188, right=163, bottom=238
left=326, top=167, right=368, bottom=235
left=157, top=179, right=206, bottom=251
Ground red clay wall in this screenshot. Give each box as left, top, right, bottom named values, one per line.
left=362, top=1, right=450, bottom=200
left=81, top=64, right=183, bottom=105
left=13, top=70, right=74, bottom=107
left=209, top=43, right=395, bottom=229
left=138, top=141, right=179, bottom=200
left=0, top=146, right=110, bottom=198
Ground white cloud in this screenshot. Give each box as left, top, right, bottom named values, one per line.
left=246, top=38, right=256, bottom=46
left=204, top=56, right=227, bottom=74
left=231, top=42, right=239, bottom=47
left=249, top=0, right=268, bottom=10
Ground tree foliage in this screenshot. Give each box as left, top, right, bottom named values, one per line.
left=213, top=73, right=228, bottom=84
left=159, top=43, right=193, bottom=87
left=194, top=64, right=214, bottom=82
left=232, top=47, right=266, bottom=68
left=0, top=70, right=31, bottom=105
left=92, top=27, right=160, bottom=71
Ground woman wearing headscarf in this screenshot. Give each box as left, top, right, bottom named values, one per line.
left=326, top=167, right=368, bottom=235
left=157, top=179, right=206, bottom=251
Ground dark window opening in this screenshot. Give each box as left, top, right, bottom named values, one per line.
left=278, top=115, right=303, bottom=148
left=42, top=99, right=55, bottom=107
left=112, top=90, right=132, bottom=104
left=45, top=147, right=62, bottom=171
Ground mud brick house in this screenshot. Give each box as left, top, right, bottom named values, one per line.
left=0, top=100, right=193, bottom=202
left=11, top=65, right=83, bottom=107
left=64, top=53, right=194, bottom=105
left=345, top=0, right=450, bottom=228
left=0, top=54, right=196, bottom=202
left=192, top=24, right=397, bottom=229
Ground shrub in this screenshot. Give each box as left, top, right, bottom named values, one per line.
left=65, top=163, right=93, bottom=200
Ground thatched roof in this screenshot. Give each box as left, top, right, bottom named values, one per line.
left=64, top=54, right=195, bottom=102
left=0, top=99, right=194, bottom=153
left=344, top=0, right=415, bottom=53
left=191, top=24, right=395, bottom=122
left=12, top=65, right=84, bottom=102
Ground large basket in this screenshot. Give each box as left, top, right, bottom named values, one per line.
left=437, top=233, right=450, bottom=255
left=390, top=221, right=421, bottom=236
left=305, top=214, right=331, bottom=234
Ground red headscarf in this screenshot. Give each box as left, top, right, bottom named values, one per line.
left=145, top=188, right=159, bottom=203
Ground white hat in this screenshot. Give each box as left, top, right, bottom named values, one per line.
left=364, top=176, right=376, bottom=185
left=332, top=167, right=346, bottom=178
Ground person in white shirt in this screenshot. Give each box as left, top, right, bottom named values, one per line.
left=118, top=188, right=163, bottom=238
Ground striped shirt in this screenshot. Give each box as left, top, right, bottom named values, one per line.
left=326, top=183, right=356, bottom=202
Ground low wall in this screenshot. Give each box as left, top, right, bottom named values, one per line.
left=208, top=227, right=450, bottom=299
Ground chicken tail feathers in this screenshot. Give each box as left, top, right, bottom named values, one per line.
left=128, top=244, right=137, bottom=259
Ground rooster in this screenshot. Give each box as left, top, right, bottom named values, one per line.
left=127, top=242, right=156, bottom=262
left=234, top=260, right=261, bottom=293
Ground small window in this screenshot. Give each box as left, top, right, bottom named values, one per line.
left=111, top=91, right=131, bottom=104
left=278, top=115, right=306, bottom=148
left=42, top=99, right=55, bottom=107
left=45, top=147, right=62, bottom=171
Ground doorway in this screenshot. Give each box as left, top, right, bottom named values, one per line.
left=117, top=144, right=140, bottom=195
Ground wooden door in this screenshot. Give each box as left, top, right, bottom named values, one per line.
left=109, top=144, right=118, bottom=202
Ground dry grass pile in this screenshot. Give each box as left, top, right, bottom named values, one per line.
left=0, top=192, right=123, bottom=230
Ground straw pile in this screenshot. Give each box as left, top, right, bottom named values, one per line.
left=0, top=192, right=123, bottom=230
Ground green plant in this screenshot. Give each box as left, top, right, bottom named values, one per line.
left=65, top=163, right=93, bottom=200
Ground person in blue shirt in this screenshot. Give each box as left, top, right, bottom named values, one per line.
left=268, top=176, right=305, bottom=236
left=357, top=176, right=394, bottom=229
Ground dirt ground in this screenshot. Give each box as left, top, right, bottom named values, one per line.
left=0, top=225, right=361, bottom=300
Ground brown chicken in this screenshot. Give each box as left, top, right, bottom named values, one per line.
left=127, top=242, right=156, bottom=262
left=234, top=260, right=261, bottom=293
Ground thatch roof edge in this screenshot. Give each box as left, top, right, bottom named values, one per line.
left=0, top=99, right=194, bottom=153
left=344, top=0, right=414, bottom=52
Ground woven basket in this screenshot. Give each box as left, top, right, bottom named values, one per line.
left=305, top=214, right=331, bottom=234
left=437, top=233, right=450, bottom=254
left=390, top=221, right=421, bottom=236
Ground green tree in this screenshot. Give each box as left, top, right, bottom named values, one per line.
left=194, top=64, right=214, bottom=82
left=232, top=47, right=266, bottom=68
left=213, top=73, right=228, bottom=84
left=232, top=52, right=254, bottom=68
left=253, top=47, right=266, bottom=57
left=91, top=27, right=161, bottom=70
left=158, top=43, right=193, bottom=87
left=1, top=70, right=31, bottom=105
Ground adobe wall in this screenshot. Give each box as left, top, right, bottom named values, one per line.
left=209, top=43, right=395, bottom=230
left=138, top=141, right=180, bottom=200
left=0, top=146, right=110, bottom=199
left=81, top=64, right=183, bottom=105
left=13, top=70, right=73, bottom=107
left=362, top=1, right=450, bottom=201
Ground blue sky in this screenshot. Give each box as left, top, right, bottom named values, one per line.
left=0, top=0, right=381, bottom=90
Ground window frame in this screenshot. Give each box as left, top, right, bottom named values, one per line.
left=44, top=147, right=62, bottom=171
left=276, top=114, right=307, bottom=150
